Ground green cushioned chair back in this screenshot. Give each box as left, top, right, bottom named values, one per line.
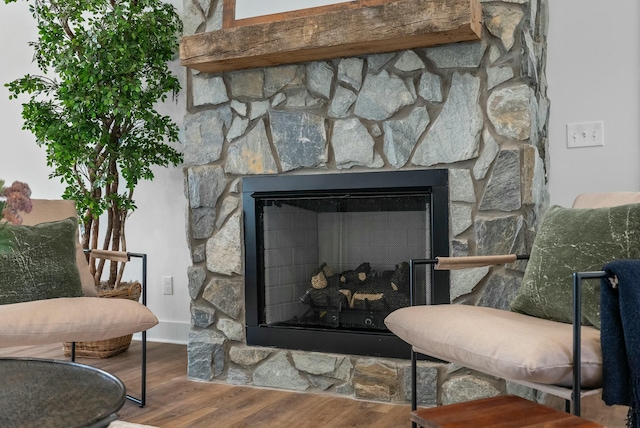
left=21, top=200, right=97, bottom=297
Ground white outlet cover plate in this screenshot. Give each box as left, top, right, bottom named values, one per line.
left=162, top=276, right=173, bottom=295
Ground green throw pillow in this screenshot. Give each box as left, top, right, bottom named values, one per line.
left=0, top=217, right=84, bottom=305
left=510, top=203, right=640, bottom=328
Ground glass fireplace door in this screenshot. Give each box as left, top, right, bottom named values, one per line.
left=261, top=194, right=430, bottom=331
left=242, top=169, right=449, bottom=358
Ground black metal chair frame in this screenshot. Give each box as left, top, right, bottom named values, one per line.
left=70, top=252, right=149, bottom=407
left=407, top=258, right=605, bottom=425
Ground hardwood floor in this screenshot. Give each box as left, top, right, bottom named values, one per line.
left=0, top=341, right=411, bottom=427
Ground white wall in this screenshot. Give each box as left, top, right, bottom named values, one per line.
left=0, top=1, right=191, bottom=344
left=235, top=0, right=350, bottom=19
left=2, top=1, right=638, bottom=342
left=546, top=0, right=640, bottom=207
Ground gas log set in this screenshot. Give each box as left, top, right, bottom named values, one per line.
left=297, top=261, right=410, bottom=330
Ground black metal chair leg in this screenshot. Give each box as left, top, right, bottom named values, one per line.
left=411, top=349, right=418, bottom=428
left=125, top=252, right=148, bottom=407
left=70, top=338, right=146, bottom=407
left=570, top=270, right=606, bottom=417
left=67, top=253, right=149, bottom=408
left=126, top=331, right=147, bottom=407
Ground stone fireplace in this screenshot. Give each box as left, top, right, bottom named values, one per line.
left=183, top=0, right=549, bottom=405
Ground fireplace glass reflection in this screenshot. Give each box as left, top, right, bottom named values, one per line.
left=262, top=195, right=429, bottom=331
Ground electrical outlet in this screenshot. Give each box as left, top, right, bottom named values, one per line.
left=566, top=121, right=604, bottom=148
left=162, top=276, right=173, bottom=295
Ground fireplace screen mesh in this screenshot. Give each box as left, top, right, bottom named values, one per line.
left=261, top=194, right=430, bottom=331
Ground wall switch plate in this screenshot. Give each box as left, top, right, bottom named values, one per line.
left=566, top=121, right=604, bottom=148
left=162, top=276, right=173, bottom=295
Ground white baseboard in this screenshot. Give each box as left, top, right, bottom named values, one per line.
left=132, top=321, right=190, bottom=345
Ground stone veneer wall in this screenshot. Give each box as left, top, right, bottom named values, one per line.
left=183, top=0, right=550, bottom=405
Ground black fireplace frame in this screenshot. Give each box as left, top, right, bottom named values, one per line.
left=242, top=170, right=449, bottom=359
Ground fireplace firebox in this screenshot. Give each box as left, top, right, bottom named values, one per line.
left=243, top=170, right=450, bottom=359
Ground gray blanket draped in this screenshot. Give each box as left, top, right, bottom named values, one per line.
left=601, top=259, right=640, bottom=428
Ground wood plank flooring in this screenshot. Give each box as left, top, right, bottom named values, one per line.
left=0, top=341, right=411, bottom=427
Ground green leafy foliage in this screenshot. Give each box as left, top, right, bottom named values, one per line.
left=4, top=0, right=183, bottom=285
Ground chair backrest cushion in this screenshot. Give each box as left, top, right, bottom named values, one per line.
left=0, top=216, right=85, bottom=305
left=510, top=192, right=640, bottom=327
left=572, top=192, right=640, bottom=209
left=21, top=199, right=97, bottom=297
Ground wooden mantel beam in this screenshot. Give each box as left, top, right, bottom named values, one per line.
left=180, top=0, right=482, bottom=73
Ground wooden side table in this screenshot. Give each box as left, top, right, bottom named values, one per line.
left=411, top=395, right=603, bottom=428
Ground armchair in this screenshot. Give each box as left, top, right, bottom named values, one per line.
left=0, top=199, right=157, bottom=406
left=385, top=192, right=640, bottom=419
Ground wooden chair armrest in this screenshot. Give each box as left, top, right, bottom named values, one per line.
left=408, top=255, right=529, bottom=305
left=87, top=249, right=130, bottom=263
left=84, top=249, right=149, bottom=306
left=435, top=254, right=527, bottom=270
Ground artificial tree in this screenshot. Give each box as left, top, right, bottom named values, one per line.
left=5, top=0, right=183, bottom=288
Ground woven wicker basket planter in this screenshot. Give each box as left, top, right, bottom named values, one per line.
left=63, top=282, right=142, bottom=359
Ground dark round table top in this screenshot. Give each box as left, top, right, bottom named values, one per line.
left=0, top=358, right=126, bottom=428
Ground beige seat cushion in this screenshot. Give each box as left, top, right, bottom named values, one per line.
left=0, top=297, right=158, bottom=346
left=384, top=305, right=602, bottom=388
